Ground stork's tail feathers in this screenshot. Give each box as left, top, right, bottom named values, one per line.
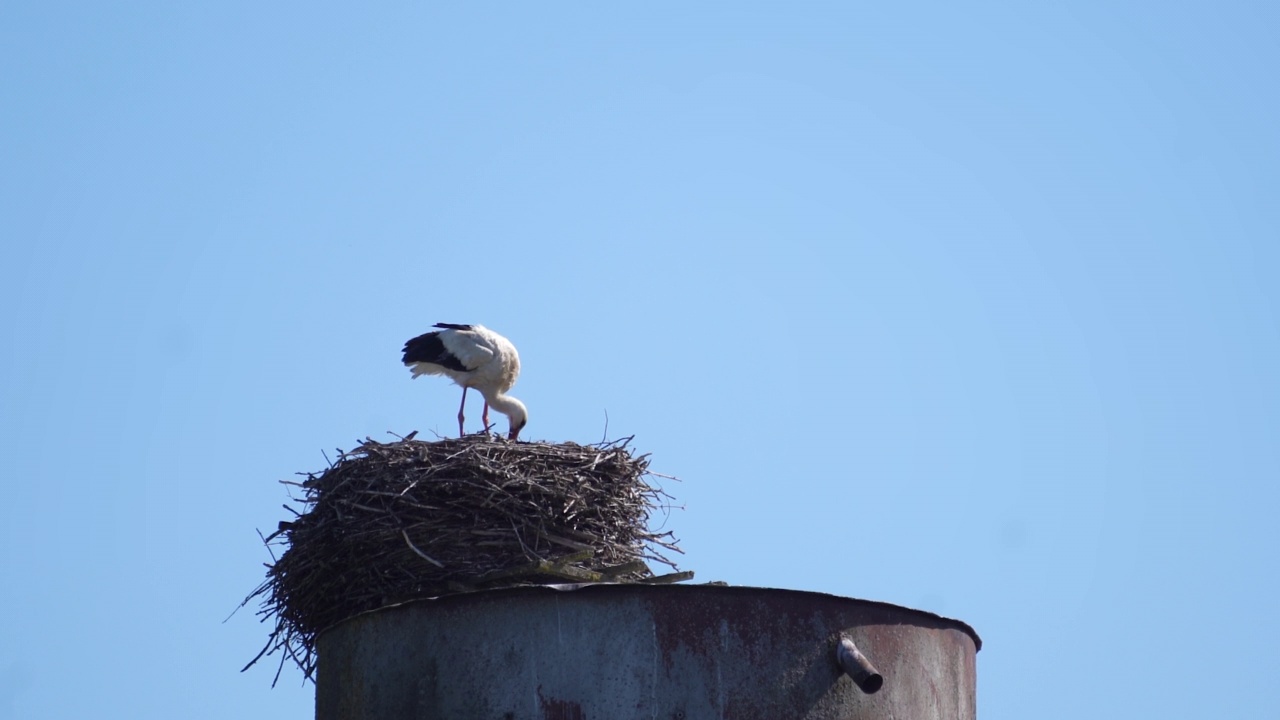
left=407, top=362, right=441, bottom=378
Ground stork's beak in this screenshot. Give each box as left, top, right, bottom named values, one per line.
left=508, top=428, right=520, bottom=442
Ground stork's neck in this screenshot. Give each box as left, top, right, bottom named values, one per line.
left=482, top=391, right=528, bottom=439
left=484, top=391, right=525, bottom=418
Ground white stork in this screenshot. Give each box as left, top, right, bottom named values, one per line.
left=402, top=323, right=528, bottom=440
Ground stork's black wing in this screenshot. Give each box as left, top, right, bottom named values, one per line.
left=402, top=331, right=469, bottom=372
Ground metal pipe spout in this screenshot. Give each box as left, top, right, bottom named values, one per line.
left=836, top=635, right=884, bottom=694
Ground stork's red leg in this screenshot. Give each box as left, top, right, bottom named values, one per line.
left=482, top=401, right=491, bottom=431
left=457, top=387, right=468, bottom=436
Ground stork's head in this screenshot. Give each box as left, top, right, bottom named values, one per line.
left=493, top=396, right=527, bottom=441
left=508, top=406, right=528, bottom=441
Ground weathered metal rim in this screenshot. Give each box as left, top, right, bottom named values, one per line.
left=317, top=583, right=982, bottom=652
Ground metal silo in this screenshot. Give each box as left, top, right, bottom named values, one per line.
left=316, top=584, right=979, bottom=720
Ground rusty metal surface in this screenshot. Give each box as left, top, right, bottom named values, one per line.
left=315, top=584, right=979, bottom=720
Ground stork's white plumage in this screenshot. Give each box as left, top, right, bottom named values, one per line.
left=402, top=323, right=527, bottom=440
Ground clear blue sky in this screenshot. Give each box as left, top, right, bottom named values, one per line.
left=2, top=2, right=1277, bottom=718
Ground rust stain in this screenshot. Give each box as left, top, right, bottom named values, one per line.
left=538, top=688, right=586, bottom=720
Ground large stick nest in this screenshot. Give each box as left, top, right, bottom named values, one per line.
left=241, top=433, right=682, bottom=684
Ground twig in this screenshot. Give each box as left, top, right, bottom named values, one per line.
left=400, top=530, right=444, bottom=568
